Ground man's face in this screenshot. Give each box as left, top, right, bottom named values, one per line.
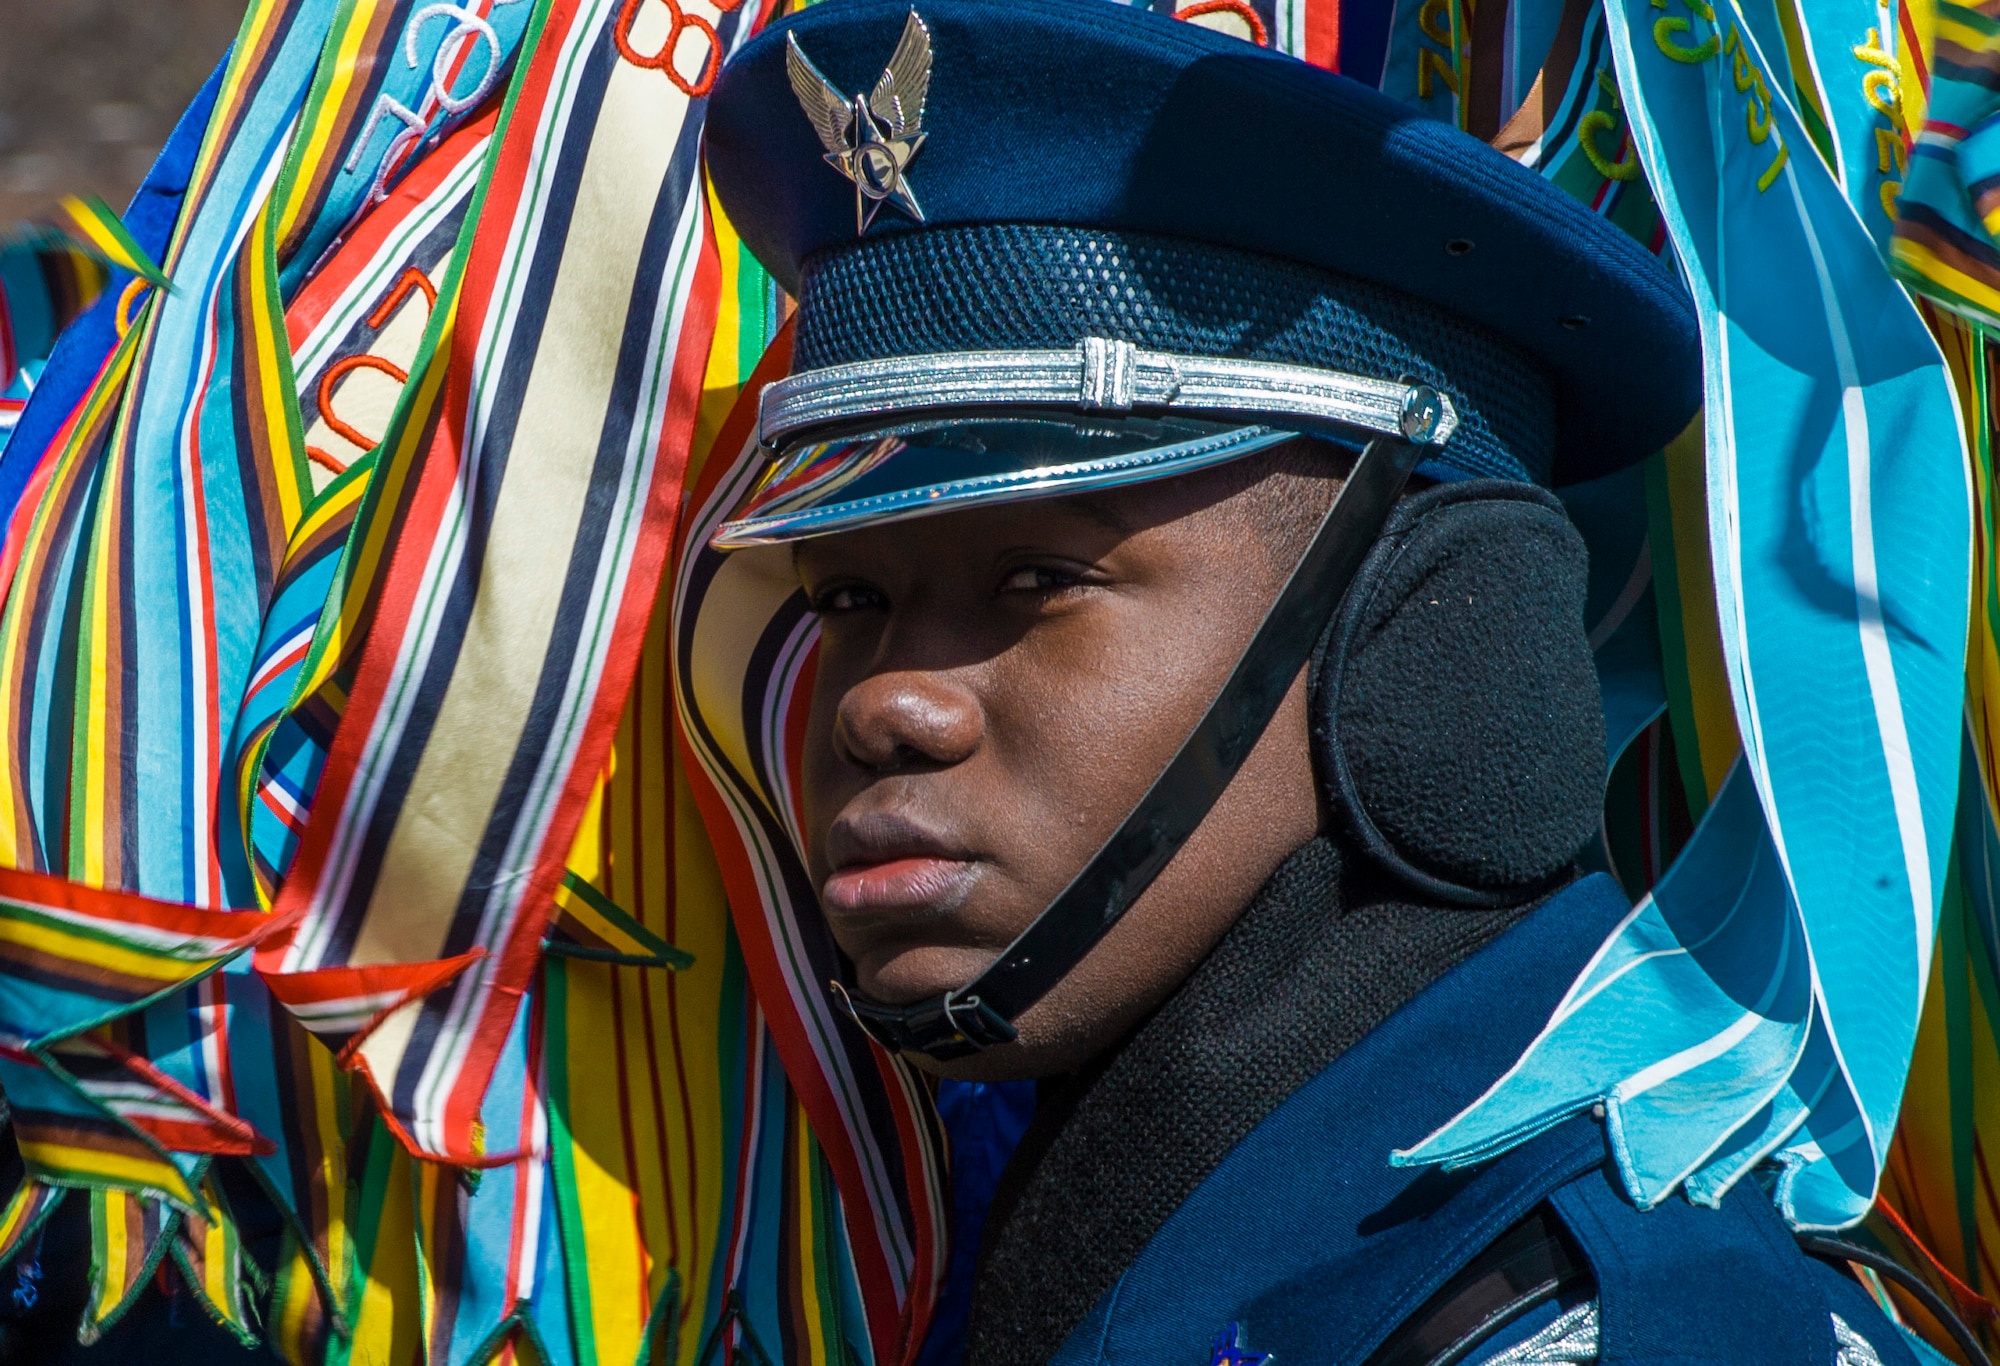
left=796, top=446, right=1340, bottom=1078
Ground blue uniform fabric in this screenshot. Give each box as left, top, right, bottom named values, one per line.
left=1549, top=1169, right=1840, bottom=1364
left=1044, top=873, right=1916, bottom=1366
left=919, top=1079, right=1039, bottom=1366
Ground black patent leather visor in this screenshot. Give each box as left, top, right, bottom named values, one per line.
left=711, top=414, right=1297, bottom=549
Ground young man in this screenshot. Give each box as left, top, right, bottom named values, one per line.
left=702, top=1, right=1944, bottom=1361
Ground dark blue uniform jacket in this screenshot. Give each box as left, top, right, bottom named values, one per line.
left=1045, top=874, right=1936, bottom=1366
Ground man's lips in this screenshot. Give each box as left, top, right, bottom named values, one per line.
left=821, top=811, right=979, bottom=918
left=820, top=855, right=980, bottom=917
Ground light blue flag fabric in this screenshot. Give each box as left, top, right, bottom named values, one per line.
left=1398, top=0, right=1971, bottom=1228
left=1398, top=763, right=1815, bottom=1193
left=1750, top=0, right=1907, bottom=251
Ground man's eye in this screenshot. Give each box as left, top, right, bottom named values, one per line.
left=999, top=565, right=1083, bottom=594
left=812, top=583, right=887, bottom=613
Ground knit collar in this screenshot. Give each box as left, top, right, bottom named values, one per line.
left=966, top=835, right=1542, bottom=1366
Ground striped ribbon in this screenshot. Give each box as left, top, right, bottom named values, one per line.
left=0, top=0, right=888, bottom=1359
left=0, top=1180, right=65, bottom=1269
left=236, top=109, right=493, bottom=909
left=675, top=315, right=949, bottom=1360
left=50, top=197, right=173, bottom=294
left=0, top=370, right=33, bottom=464
left=1868, top=303, right=2000, bottom=1351
left=141, top=4, right=846, bottom=1356
left=1645, top=426, right=1742, bottom=819
left=1767, top=0, right=1907, bottom=250
left=0, top=0, right=332, bottom=901
left=408, top=999, right=554, bottom=1366
left=1377, top=0, right=1679, bottom=245
left=258, top=0, right=739, bottom=1170
left=1382, top=0, right=1474, bottom=124
left=77, top=1174, right=259, bottom=1346
left=0, top=57, right=223, bottom=529
left=1491, top=0, right=1668, bottom=246
left=271, top=0, right=535, bottom=300
left=1892, top=0, right=2000, bottom=320
left=1873, top=738, right=2000, bottom=1339
left=0, top=868, right=284, bottom=1209
left=122, top=98, right=505, bottom=1355
left=0, top=0, right=529, bottom=1349
left=0, top=236, right=109, bottom=431
left=314, top=171, right=871, bottom=1366
left=1390, top=0, right=2000, bottom=1337
left=531, top=192, right=881, bottom=1363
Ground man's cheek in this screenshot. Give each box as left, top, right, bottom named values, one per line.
left=799, top=696, right=854, bottom=869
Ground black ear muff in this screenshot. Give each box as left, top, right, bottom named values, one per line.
left=1309, top=479, right=1605, bottom=906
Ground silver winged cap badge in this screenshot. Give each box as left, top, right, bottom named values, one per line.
left=787, top=11, right=932, bottom=235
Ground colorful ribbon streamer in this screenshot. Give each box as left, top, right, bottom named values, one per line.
left=1401, top=0, right=1972, bottom=1233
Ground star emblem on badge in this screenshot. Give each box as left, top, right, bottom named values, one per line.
left=1210, top=1323, right=1272, bottom=1366
left=786, top=11, right=933, bottom=235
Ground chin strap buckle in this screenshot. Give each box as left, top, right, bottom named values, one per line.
left=828, top=979, right=1020, bottom=1060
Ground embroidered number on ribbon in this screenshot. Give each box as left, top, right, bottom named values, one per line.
left=1853, top=29, right=1906, bottom=222
left=407, top=5, right=506, bottom=115
left=1414, top=0, right=1461, bottom=98
left=347, top=0, right=526, bottom=204
left=613, top=0, right=744, bottom=99
left=1649, top=0, right=1789, bottom=192
left=307, top=267, right=437, bottom=473
left=1579, top=71, right=1642, bottom=182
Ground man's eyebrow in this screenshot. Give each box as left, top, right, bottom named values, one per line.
left=1063, top=494, right=1139, bottom=536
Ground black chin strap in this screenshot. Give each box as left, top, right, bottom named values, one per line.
left=830, top=429, right=1431, bottom=1061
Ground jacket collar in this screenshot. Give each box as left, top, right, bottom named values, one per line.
left=969, top=839, right=1607, bottom=1365
left=1040, top=869, right=1632, bottom=1365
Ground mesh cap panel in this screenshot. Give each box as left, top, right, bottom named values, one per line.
left=794, top=224, right=1556, bottom=483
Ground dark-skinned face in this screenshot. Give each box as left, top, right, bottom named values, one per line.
left=796, top=444, right=1344, bottom=1079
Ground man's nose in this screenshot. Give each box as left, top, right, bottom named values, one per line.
left=833, top=672, right=983, bottom=772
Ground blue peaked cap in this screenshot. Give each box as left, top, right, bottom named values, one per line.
left=704, top=0, right=1700, bottom=540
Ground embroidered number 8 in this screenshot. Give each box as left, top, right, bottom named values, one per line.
left=612, top=0, right=743, bottom=98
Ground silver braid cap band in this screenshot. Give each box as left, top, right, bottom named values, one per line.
left=759, top=337, right=1459, bottom=450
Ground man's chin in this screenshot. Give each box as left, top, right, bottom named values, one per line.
left=847, top=964, right=1111, bottom=1082
left=895, top=997, right=1105, bottom=1083
left=849, top=943, right=998, bottom=1009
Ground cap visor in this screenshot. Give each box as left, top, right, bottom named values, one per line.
left=712, top=416, right=1299, bottom=548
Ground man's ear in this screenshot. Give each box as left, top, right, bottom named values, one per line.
left=1309, top=480, right=1604, bottom=906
